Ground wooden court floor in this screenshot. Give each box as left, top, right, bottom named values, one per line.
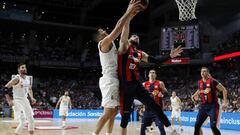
left=1, top=118, right=240, bottom=135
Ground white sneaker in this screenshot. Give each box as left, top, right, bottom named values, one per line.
left=180, top=128, right=183, bottom=132
left=169, top=129, right=180, bottom=135
left=61, top=125, right=66, bottom=129
left=177, top=127, right=183, bottom=132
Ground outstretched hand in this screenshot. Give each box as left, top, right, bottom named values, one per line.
left=127, top=0, right=145, bottom=17
left=170, top=45, right=183, bottom=58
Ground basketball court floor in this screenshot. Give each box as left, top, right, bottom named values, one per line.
left=1, top=118, right=240, bottom=135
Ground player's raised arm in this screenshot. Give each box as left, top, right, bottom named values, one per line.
left=141, top=46, right=183, bottom=64
left=99, top=0, right=143, bottom=53
left=118, top=8, right=141, bottom=54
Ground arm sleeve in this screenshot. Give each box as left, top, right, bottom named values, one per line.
left=148, top=55, right=171, bottom=65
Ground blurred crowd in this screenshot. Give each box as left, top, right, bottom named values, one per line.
left=0, top=30, right=239, bottom=114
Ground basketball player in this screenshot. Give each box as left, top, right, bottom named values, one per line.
left=92, top=1, right=144, bottom=135
left=170, top=91, right=183, bottom=131
left=1, top=63, right=35, bottom=135
left=192, top=72, right=227, bottom=135
left=118, top=14, right=183, bottom=135
left=140, top=69, right=168, bottom=135
left=55, top=91, right=72, bottom=128
left=193, top=67, right=228, bottom=135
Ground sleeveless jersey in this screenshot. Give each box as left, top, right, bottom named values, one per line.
left=98, top=41, right=118, bottom=78
left=198, top=78, right=219, bottom=105
left=60, top=96, right=70, bottom=108
left=143, top=80, right=162, bottom=105
left=118, top=45, right=143, bottom=82
left=12, top=74, right=32, bottom=99
left=170, top=96, right=180, bottom=109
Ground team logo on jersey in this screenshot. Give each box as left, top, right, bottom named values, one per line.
left=155, top=86, right=158, bottom=89
left=206, top=84, right=210, bottom=87
left=129, top=63, right=136, bottom=69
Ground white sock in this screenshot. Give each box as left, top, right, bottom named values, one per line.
left=92, top=132, right=97, bottom=135
left=106, top=133, right=112, bottom=135
left=166, top=126, right=174, bottom=131
left=62, top=121, right=66, bottom=126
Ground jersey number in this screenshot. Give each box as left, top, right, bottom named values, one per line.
left=129, top=63, right=136, bottom=69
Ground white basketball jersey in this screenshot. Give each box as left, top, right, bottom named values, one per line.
left=170, top=96, right=180, bottom=109
left=12, top=75, right=32, bottom=99
left=60, top=96, right=70, bottom=108
left=98, top=41, right=118, bottom=77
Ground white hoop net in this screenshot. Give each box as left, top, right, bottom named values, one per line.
left=175, top=0, right=198, bottom=21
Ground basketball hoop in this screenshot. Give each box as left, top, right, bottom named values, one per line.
left=175, top=0, right=198, bottom=21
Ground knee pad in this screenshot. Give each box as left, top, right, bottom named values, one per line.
left=120, top=112, right=130, bottom=128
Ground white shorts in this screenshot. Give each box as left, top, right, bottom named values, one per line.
left=99, top=76, right=119, bottom=108
left=59, top=107, right=68, bottom=116
left=12, top=106, right=25, bottom=121
left=13, top=98, right=34, bottom=121
left=171, top=109, right=181, bottom=119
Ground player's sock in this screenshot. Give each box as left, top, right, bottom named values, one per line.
left=62, top=121, right=66, bottom=127
left=92, top=132, right=98, bottom=135
left=166, top=126, right=174, bottom=131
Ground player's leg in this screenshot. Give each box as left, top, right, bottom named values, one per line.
left=135, top=82, right=178, bottom=134
left=93, top=77, right=119, bottom=135
left=217, top=99, right=222, bottom=128
left=62, top=115, right=66, bottom=128
left=209, top=105, right=221, bottom=135
left=154, top=117, right=166, bottom=135
left=13, top=102, right=25, bottom=135
left=199, top=128, right=203, bottom=135
left=140, top=111, right=153, bottom=135
left=120, top=83, right=134, bottom=135
left=23, top=99, right=35, bottom=135
left=135, top=82, right=171, bottom=127
left=194, top=108, right=208, bottom=135
left=106, top=78, right=120, bottom=135
left=106, top=107, right=118, bottom=135
left=94, top=107, right=117, bottom=135
left=200, top=116, right=209, bottom=135
left=15, top=113, right=25, bottom=135
left=59, top=107, right=67, bottom=128
left=176, top=111, right=183, bottom=131
left=171, top=111, right=175, bottom=128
